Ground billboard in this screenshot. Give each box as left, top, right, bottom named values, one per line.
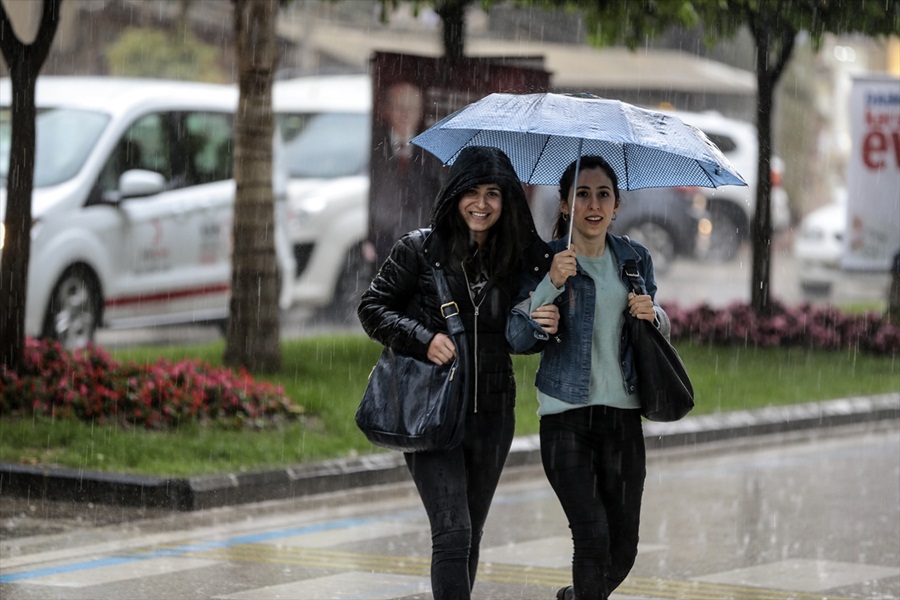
left=843, top=75, right=900, bottom=271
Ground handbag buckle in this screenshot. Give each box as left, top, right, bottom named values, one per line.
left=440, top=301, right=460, bottom=319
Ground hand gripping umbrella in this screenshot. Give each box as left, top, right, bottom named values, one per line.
left=411, top=92, right=747, bottom=245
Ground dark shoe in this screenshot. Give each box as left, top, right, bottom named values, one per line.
left=556, top=585, right=573, bottom=600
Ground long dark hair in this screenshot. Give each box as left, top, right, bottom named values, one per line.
left=446, top=187, right=526, bottom=278
left=552, top=155, right=620, bottom=240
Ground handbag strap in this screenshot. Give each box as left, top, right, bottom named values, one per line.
left=432, top=266, right=465, bottom=338
left=622, top=258, right=646, bottom=296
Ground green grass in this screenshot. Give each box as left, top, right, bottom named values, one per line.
left=1, top=336, right=897, bottom=477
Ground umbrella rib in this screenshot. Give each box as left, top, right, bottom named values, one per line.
left=524, top=134, right=554, bottom=184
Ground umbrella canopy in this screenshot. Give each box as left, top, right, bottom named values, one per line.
left=411, top=92, right=747, bottom=190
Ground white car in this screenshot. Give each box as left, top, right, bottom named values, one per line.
left=273, top=75, right=371, bottom=316
left=793, top=189, right=847, bottom=297
left=0, top=76, right=296, bottom=349
left=667, top=109, right=791, bottom=261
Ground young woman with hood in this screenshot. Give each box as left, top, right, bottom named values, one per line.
left=358, top=146, right=558, bottom=599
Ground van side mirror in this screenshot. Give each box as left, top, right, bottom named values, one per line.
left=119, top=169, right=166, bottom=199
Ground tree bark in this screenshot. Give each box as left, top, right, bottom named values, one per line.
left=435, top=0, right=469, bottom=63
left=0, top=0, right=61, bottom=371
left=747, top=10, right=794, bottom=315
left=889, top=251, right=900, bottom=325
left=224, top=0, right=281, bottom=373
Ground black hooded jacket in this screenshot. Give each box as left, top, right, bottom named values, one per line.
left=358, top=146, right=552, bottom=413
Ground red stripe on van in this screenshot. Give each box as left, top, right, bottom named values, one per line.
left=105, top=284, right=231, bottom=308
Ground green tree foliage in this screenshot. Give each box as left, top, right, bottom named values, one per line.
left=106, top=27, right=226, bottom=83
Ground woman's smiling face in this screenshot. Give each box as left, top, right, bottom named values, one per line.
left=458, top=183, right=503, bottom=245
left=564, top=167, right=619, bottom=244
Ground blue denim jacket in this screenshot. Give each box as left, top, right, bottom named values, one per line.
left=506, top=233, right=670, bottom=405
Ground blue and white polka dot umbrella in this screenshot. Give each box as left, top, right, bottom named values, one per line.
left=411, top=92, right=747, bottom=190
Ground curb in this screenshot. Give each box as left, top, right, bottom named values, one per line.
left=2, top=394, right=897, bottom=512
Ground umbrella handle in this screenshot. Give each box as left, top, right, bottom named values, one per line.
left=566, top=142, right=583, bottom=248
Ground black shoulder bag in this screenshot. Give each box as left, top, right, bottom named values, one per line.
left=355, top=266, right=470, bottom=452
left=623, top=259, right=694, bottom=422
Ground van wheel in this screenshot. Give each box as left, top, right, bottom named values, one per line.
left=701, top=204, right=743, bottom=262
left=624, top=221, right=675, bottom=276
left=42, top=265, right=102, bottom=351
left=326, top=244, right=369, bottom=324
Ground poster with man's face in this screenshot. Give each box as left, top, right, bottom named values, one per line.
left=366, top=52, right=550, bottom=268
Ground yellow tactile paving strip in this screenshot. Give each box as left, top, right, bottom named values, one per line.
left=175, top=543, right=856, bottom=600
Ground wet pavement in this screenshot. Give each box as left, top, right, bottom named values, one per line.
left=1, top=421, right=898, bottom=599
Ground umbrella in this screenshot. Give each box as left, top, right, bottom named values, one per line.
left=411, top=92, right=746, bottom=244
left=411, top=92, right=746, bottom=190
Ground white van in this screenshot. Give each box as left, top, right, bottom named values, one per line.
left=0, top=76, right=296, bottom=349
left=273, top=75, right=371, bottom=316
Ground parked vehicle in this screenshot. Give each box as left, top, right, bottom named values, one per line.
left=666, top=109, right=791, bottom=262
left=0, top=76, right=296, bottom=349
left=272, top=77, right=766, bottom=310
left=528, top=183, right=707, bottom=275
left=615, top=186, right=708, bottom=275
left=793, top=188, right=847, bottom=298
left=273, top=75, right=371, bottom=315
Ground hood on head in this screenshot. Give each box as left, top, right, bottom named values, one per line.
left=422, top=145, right=550, bottom=274
left=430, top=146, right=534, bottom=234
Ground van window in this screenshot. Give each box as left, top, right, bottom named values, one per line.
left=180, top=111, right=233, bottom=185
left=277, top=112, right=370, bottom=178
left=0, top=108, right=109, bottom=188
left=704, top=132, right=736, bottom=154
left=95, top=113, right=172, bottom=201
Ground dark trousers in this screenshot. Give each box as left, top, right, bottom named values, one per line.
left=540, top=405, right=646, bottom=600
left=404, top=407, right=515, bottom=600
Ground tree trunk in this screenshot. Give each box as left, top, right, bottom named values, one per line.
left=748, top=14, right=794, bottom=315
left=435, top=0, right=469, bottom=63
left=224, top=0, right=281, bottom=373
left=0, top=0, right=61, bottom=371
left=889, top=251, right=900, bottom=325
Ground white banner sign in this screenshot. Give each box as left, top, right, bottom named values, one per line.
left=843, top=75, right=900, bottom=271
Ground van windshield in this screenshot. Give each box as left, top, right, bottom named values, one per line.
left=277, top=112, right=370, bottom=178
left=0, top=107, right=109, bottom=187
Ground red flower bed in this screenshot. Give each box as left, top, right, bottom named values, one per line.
left=0, top=338, right=302, bottom=429
left=664, top=300, right=900, bottom=355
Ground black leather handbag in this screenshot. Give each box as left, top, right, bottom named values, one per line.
left=623, top=259, right=694, bottom=422
left=355, top=266, right=469, bottom=452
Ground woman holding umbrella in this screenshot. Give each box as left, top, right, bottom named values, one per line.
left=508, top=155, right=670, bottom=600
left=358, top=146, right=559, bottom=599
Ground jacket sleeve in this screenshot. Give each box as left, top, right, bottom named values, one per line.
left=357, top=233, right=436, bottom=358
left=506, top=268, right=558, bottom=355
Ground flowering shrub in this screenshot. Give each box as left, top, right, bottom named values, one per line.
left=664, top=300, right=900, bottom=355
left=0, top=338, right=303, bottom=429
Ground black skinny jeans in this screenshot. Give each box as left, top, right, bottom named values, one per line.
left=540, top=405, right=646, bottom=600
left=404, top=406, right=516, bottom=600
